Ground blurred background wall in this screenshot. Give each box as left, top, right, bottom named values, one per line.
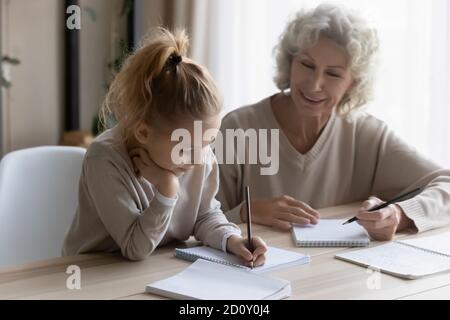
left=1, top=0, right=449, bottom=167
left=1, top=0, right=63, bottom=154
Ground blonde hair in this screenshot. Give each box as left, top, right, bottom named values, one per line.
left=100, top=27, right=221, bottom=141
left=273, top=3, right=379, bottom=116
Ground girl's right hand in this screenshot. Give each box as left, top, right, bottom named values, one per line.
left=241, top=195, right=320, bottom=230
left=129, top=148, right=179, bottom=198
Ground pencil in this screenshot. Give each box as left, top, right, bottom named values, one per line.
left=342, top=187, right=424, bottom=225
left=245, top=186, right=254, bottom=269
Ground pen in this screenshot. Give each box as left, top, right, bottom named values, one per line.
left=245, top=185, right=254, bottom=269
left=342, top=187, right=424, bottom=225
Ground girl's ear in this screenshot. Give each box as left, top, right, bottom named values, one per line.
left=134, top=122, right=153, bottom=145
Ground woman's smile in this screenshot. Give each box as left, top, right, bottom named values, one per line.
left=299, top=90, right=327, bottom=105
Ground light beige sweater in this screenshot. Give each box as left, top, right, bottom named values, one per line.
left=217, top=96, right=450, bottom=232
left=62, top=126, right=241, bottom=260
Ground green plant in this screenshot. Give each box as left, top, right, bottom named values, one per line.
left=121, top=0, right=133, bottom=17
left=92, top=0, right=133, bottom=136
left=1, top=56, right=20, bottom=88
left=106, top=38, right=130, bottom=87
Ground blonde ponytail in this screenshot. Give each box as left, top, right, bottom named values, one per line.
left=100, top=27, right=221, bottom=142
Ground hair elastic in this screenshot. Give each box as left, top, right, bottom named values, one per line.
left=168, top=53, right=182, bottom=66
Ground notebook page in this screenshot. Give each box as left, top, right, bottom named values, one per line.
left=399, top=231, right=450, bottom=256
left=335, top=242, right=450, bottom=279
left=175, top=246, right=309, bottom=273
left=146, top=259, right=291, bottom=300
left=292, top=219, right=370, bottom=246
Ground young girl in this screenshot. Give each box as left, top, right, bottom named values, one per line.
left=62, top=28, right=266, bottom=266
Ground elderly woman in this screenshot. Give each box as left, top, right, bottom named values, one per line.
left=217, top=4, right=450, bottom=241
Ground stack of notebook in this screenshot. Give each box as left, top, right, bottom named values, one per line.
left=146, top=245, right=309, bottom=299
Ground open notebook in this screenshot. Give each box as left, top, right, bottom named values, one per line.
left=145, top=259, right=291, bottom=300
left=174, top=245, right=309, bottom=273
left=292, top=219, right=370, bottom=247
left=335, top=231, right=450, bottom=279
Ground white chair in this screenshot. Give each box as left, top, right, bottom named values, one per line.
left=0, top=146, right=86, bottom=268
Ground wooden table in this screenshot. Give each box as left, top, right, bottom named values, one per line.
left=1, top=203, right=449, bottom=300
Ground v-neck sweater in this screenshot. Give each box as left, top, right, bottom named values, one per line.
left=217, top=96, right=450, bottom=233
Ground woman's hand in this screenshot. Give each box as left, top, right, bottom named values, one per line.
left=356, top=196, right=414, bottom=241
left=226, top=235, right=267, bottom=267
left=241, top=195, right=320, bottom=230
left=129, top=148, right=179, bottom=198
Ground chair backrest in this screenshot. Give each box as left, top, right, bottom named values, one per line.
left=0, top=146, right=86, bottom=268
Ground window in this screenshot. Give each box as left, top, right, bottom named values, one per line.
left=195, top=0, right=450, bottom=167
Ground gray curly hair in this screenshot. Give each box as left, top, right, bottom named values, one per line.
left=273, top=3, right=379, bottom=116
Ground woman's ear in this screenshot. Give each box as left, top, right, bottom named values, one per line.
left=134, top=122, right=153, bottom=145
left=342, top=78, right=357, bottom=102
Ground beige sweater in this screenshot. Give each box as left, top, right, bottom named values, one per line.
left=217, top=96, right=450, bottom=232
left=62, top=126, right=241, bottom=260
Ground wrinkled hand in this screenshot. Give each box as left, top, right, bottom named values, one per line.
left=129, top=148, right=179, bottom=198
left=241, top=195, right=320, bottom=231
left=226, top=235, right=267, bottom=267
left=356, top=196, right=414, bottom=241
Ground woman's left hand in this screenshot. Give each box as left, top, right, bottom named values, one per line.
left=356, top=196, right=414, bottom=241
left=226, top=235, right=267, bottom=267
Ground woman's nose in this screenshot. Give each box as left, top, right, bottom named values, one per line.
left=308, top=72, right=324, bottom=92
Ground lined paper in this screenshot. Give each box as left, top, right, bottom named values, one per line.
left=175, top=245, right=310, bottom=273
left=292, top=219, right=370, bottom=247
left=146, top=259, right=291, bottom=300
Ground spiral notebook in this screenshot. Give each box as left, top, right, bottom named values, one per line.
left=146, top=259, right=291, bottom=300
left=291, top=219, right=370, bottom=247
left=174, top=245, right=309, bottom=274
left=335, top=231, right=450, bottom=279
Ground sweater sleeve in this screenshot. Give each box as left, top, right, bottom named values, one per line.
left=193, top=149, right=241, bottom=252
left=217, top=161, right=245, bottom=224
left=85, top=155, right=177, bottom=261
left=370, top=123, right=450, bottom=233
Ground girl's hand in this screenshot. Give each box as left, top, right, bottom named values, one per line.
left=241, top=195, right=320, bottom=230
left=129, top=148, right=179, bottom=198
left=226, top=235, right=267, bottom=267
left=356, top=196, right=414, bottom=241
